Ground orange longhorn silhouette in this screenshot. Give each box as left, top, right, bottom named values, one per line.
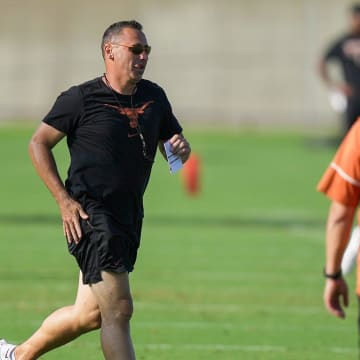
left=105, top=101, right=154, bottom=128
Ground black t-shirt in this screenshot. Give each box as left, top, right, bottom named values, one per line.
left=325, top=33, right=360, bottom=92
left=43, top=77, right=182, bottom=223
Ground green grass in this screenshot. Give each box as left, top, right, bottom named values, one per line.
left=0, top=125, right=357, bottom=359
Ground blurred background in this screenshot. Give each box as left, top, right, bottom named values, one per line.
left=1, top=1, right=360, bottom=359
left=0, top=0, right=355, bottom=129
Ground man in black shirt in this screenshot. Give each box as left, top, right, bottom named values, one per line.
left=0, top=20, right=190, bottom=360
left=318, top=4, right=360, bottom=133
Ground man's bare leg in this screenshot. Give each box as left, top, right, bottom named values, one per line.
left=14, top=272, right=101, bottom=360
left=90, top=271, right=135, bottom=360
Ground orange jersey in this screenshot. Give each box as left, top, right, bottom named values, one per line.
left=317, top=120, right=360, bottom=294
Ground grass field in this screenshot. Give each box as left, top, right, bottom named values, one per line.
left=0, top=125, right=358, bottom=359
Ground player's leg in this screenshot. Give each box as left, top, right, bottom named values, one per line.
left=90, top=271, right=135, bottom=360
left=13, top=272, right=101, bottom=360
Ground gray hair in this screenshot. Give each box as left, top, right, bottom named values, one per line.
left=101, top=20, right=143, bottom=58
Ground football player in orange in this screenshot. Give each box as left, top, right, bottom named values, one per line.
left=318, top=118, right=360, bottom=321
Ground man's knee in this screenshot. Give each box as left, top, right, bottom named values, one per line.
left=105, top=298, right=134, bottom=324
left=118, top=298, right=134, bottom=320
left=92, top=271, right=134, bottom=324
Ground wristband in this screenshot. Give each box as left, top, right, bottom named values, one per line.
left=323, top=268, right=342, bottom=280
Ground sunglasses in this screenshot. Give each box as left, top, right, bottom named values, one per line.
left=112, top=43, right=151, bottom=55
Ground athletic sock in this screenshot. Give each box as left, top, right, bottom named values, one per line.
left=0, top=341, right=16, bottom=360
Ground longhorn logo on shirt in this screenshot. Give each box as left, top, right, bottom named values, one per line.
left=104, top=101, right=154, bottom=128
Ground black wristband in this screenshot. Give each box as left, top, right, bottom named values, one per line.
left=323, top=268, right=342, bottom=280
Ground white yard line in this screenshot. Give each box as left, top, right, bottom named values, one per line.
left=331, top=347, right=358, bottom=354
left=138, top=343, right=357, bottom=354
left=136, top=301, right=325, bottom=314
left=134, top=320, right=351, bottom=333
left=138, top=343, right=287, bottom=352
left=135, top=320, right=236, bottom=328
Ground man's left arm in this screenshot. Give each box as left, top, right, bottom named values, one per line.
left=158, top=133, right=191, bottom=164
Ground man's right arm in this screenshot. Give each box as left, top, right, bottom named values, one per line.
left=318, top=52, right=354, bottom=97
left=318, top=58, right=333, bottom=88
left=28, top=122, right=88, bottom=244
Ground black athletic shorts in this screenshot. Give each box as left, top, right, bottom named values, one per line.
left=67, top=210, right=142, bottom=285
